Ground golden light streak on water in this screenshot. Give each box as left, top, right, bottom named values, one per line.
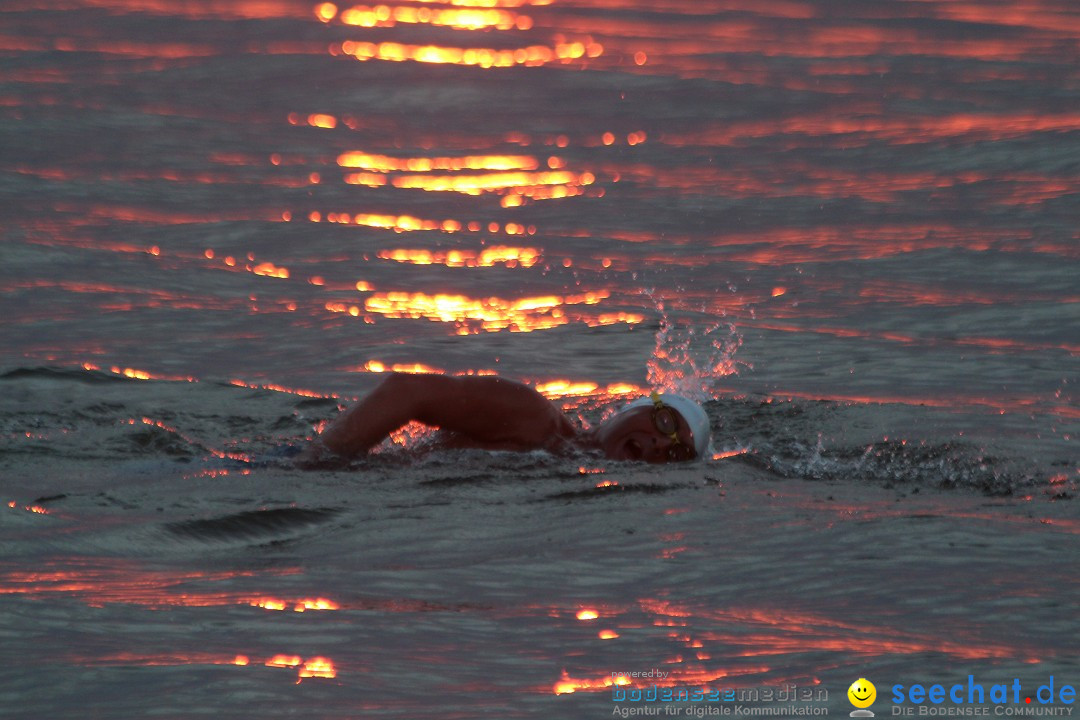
left=552, top=665, right=777, bottom=696
left=333, top=4, right=533, bottom=31
left=503, top=184, right=587, bottom=203
left=265, top=654, right=303, bottom=668
left=6, top=502, right=50, bottom=515
left=65, top=649, right=338, bottom=684
left=312, top=210, right=536, bottom=236
left=320, top=211, right=436, bottom=231
left=323, top=302, right=364, bottom=318
left=588, top=311, right=645, bottom=327
left=319, top=144, right=597, bottom=205
left=0, top=563, right=303, bottom=608
left=338, top=151, right=540, bottom=173
left=377, top=246, right=540, bottom=268
left=250, top=597, right=288, bottom=611
left=97, top=364, right=198, bottom=383
left=247, top=597, right=339, bottom=613
left=227, top=379, right=338, bottom=399
left=251, top=262, right=289, bottom=279
left=319, top=0, right=556, bottom=23
left=340, top=172, right=387, bottom=187
left=390, top=169, right=594, bottom=195
left=711, top=449, right=750, bottom=460
left=296, top=597, right=340, bottom=611
left=362, top=292, right=566, bottom=331
left=553, top=669, right=629, bottom=695
left=339, top=38, right=602, bottom=68
left=353, top=290, right=630, bottom=334
left=305, top=113, right=337, bottom=128
left=535, top=380, right=605, bottom=397
left=408, top=0, right=552, bottom=6
left=533, top=380, right=643, bottom=399
left=127, top=416, right=252, bottom=463
left=359, top=360, right=445, bottom=373
left=298, top=656, right=337, bottom=680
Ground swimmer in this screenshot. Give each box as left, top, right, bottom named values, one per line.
left=296, top=372, right=710, bottom=467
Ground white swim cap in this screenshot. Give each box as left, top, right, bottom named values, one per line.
left=622, top=393, right=711, bottom=460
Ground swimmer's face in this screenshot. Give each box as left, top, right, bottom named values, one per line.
left=848, top=679, right=876, bottom=708
left=596, top=406, right=696, bottom=463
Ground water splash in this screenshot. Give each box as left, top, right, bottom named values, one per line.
left=646, top=299, right=744, bottom=402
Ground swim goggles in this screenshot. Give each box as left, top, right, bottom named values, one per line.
left=650, top=391, right=695, bottom=461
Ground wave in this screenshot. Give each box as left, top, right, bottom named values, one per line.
left=166, top=507, right=341, bottom=541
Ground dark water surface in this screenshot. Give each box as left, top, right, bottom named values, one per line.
left=0, top=0, right=1077, bottom=717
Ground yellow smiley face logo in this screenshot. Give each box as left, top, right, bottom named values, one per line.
left=848, top=678, right=876, bottom=708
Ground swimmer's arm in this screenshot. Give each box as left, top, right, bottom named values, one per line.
left=310, top=373, right=573, bottom=459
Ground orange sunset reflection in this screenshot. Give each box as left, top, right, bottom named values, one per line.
left=533, top=379, right=642, bottom=400
left=331, top=4, right=534, bottom=31
left=378, top=245, right=540, bottom=268
left=358, top=359, right=447, bottom=374
left=391, top=168, right=595, bottom=196
left=336, top=289, right=643, bottom=334
left=77, top=651, right=337, bottom=683
left=0, top=561, right=299, bottom=608
left=227, top=378, right=338, bottom=399
left=344, top=363, right=642, bottom=407
left=338, top=36, right=601, bottom=66
left=331, top=145, right=598, bottom=209
left=321, top=0, right=602, bottom=68
left=76, top=362, right=199, bottom=383
left=553, top=666, right=775, bottom=696
left=298, top=656, right=338, bottom=680
left=338, top=151, right=539, bottom=173
left=315, top=0, right=548, bottom=29
left=551, top=591, right=1044, bottom=696
left=6, top=501, right=50, bottom=515
left=639, top=599, right=1040, bottom=664
left=310, top=210, right=532, bottom=238
left=337, top=149, right=595, bottom=202
left=248, top=596, right=341, bottom=612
